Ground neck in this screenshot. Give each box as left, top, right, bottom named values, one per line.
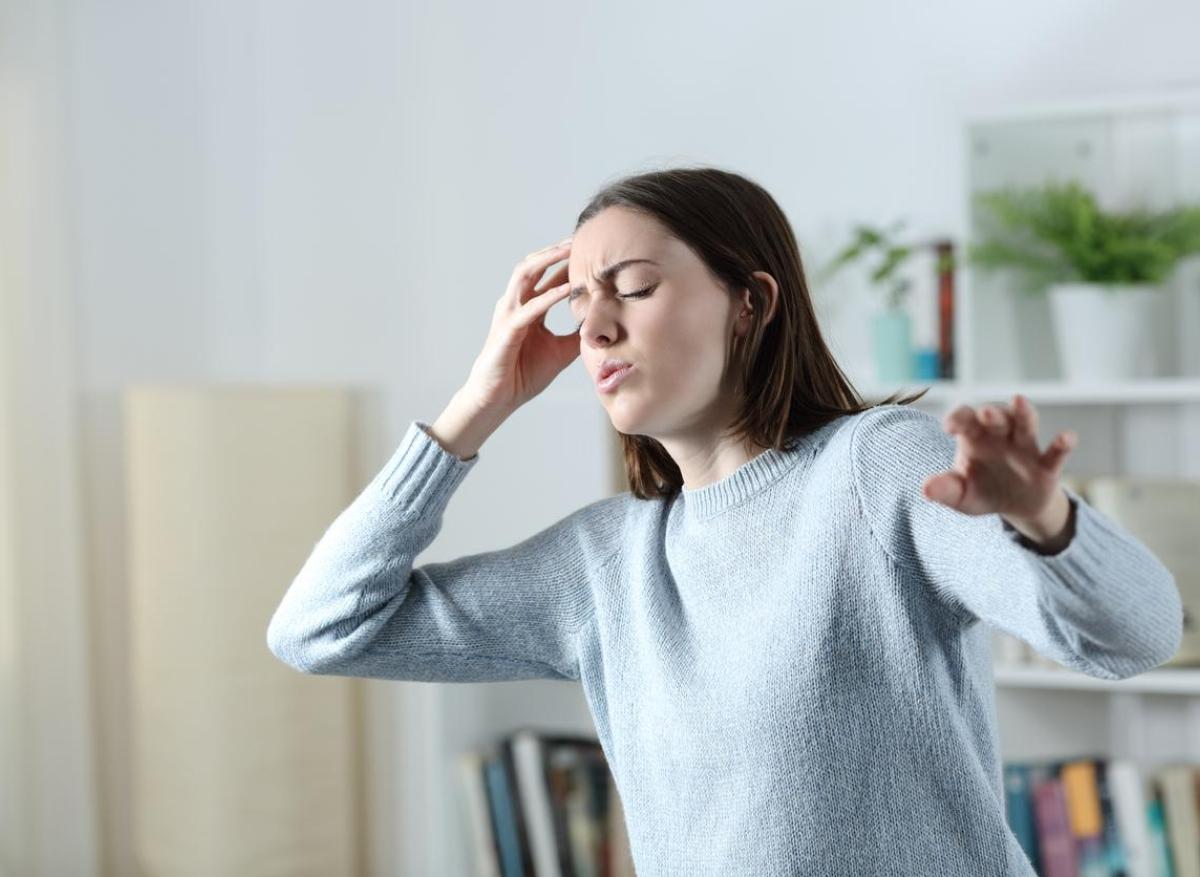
left=660, top=433, right=769, bottom=492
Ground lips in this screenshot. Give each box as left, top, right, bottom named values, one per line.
left=597, top=358, right=634, bottom=381
left=596, top=363, right=634, bottom=392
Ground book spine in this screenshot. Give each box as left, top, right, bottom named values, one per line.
left=502, top=738, right=537, bottom=876
left=485, top=755, right=529, bottom=877
left=1033, top=772, right=1081, bottom=877
left=935, top=239, right=955, bottom=380
left=1004, top=762, right=1041, bottom=872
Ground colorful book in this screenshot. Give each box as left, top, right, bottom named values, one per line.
left=1032, top=768, right=1081, bottom=877
left=1156, top=765, right=1200, bottom=877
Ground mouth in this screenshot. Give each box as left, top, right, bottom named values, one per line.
left=596, top=363, right=634, bottom=393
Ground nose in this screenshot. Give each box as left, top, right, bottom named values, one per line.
left=578, top=298, right=622, bottom=348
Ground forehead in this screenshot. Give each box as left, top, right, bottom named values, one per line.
left=569, top=207, right=675, bottom=275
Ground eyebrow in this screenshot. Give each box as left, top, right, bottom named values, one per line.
left=569, top=259, right=659, bottom=298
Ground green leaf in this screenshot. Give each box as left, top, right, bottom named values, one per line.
left=969, top=181, right=1200, bottom=287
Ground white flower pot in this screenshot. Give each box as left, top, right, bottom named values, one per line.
left=1047, top=282, right=1165, bottom=381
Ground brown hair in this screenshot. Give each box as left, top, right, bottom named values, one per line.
left=572, top=165, right=929, bottom=500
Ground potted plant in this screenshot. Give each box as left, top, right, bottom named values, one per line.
left=969, top=180, right=1200, bottom=381
left=819, top=220, right=954, bottom=382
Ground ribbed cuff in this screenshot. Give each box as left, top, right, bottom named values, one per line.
left=999, top=486, right=1083, bottom=557
left=1034, top=485, right=1153, bottom=578
left=369, top=419, right=479, bottom=518
left=1006, top=483, right=1183, bottom=667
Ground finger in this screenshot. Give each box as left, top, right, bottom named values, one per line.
left=977, top=404, right=1013, bottom=439
left=1039, top=430, right=1077, bottom=473
left=533, top=261, right=570, bottom=295
left=526, top=264, right=570, bottom=320
left=943, top=405, right=985, bottom=441
left=503, top=239, right=572, bottom=309
left=1010, top=394, right=1039, bottom=452
left=514, top=280, right=572, bottom=329
left=922, top=470, right=967, bottom=510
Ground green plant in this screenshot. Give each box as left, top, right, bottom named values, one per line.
left=819, top=220, right=955, bottom=310
left=969, top=180, right=1200, bottom=292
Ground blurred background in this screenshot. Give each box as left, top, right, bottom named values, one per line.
left=4, top=1, right=1200, bottom=876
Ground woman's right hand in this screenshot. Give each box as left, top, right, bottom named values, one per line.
left=459, top=236, right=580, bottom=415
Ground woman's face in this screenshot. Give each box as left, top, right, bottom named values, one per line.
left=566, top=206, right=747, bottom=442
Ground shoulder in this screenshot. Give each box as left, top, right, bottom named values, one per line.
left=550, top=490, right=640, bottom=572
left=846, top=403, right=945, bottom=453
left=833, top=403, right=954, bottom=492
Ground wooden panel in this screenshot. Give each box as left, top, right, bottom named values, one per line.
left=126, top=385, right=363, bottom=877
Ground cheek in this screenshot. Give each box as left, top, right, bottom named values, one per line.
left=643, top=311, right=726, bottom=387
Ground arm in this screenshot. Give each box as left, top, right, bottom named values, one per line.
left=849, top=405, right=1183, bottom=680
left=265, top=418, right=618, bottom=682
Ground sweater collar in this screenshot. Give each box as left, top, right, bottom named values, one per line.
left=678, top=428, right=825, bottom=520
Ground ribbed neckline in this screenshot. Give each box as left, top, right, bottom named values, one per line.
left=679, top=424, right=832, bottom=519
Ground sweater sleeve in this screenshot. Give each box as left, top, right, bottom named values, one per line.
left=266, top=419, right=611, bottom=682
left=849, top=404, right=1184, bottom=680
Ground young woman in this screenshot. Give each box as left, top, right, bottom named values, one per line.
left=267, top=167, right=1182, bottom=876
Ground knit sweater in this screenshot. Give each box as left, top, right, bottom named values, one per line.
left=266, top=402, right=1183, bottom=876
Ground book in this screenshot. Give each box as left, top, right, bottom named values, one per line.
left=1004, top=763, right=1042, bottom=872
left=1146, top=796, right=1176, bottom=877
left=457, top=749, right=503, bottom=877
left=1156, top=765, right=1200, bottom=877
left=462, top=727, right=637, bottom=877
left=935, top=239, right=956, bottom=380
left=1094, top=759, right=1129, bottom=876
left=486, top=748, right=532, bottom=877
left=1108, top=759, right=1155, bottom=877
left=1031, top=766, right=1081, bottom=877
left=1061, top=758, right=1104, bottom=849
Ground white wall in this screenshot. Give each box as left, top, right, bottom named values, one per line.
left=1, top=0, right=100, bottom=875
left=42, top=0, right=1200, bottom=874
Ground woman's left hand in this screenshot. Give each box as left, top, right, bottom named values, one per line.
left=922, top=394, right=1077, bottom=522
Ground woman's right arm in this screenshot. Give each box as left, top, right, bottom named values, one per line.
left=265, top=407, right=618, bottom=683
left=266, top=233, right=613, bottom=682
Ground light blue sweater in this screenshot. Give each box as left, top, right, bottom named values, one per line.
left=266, top=403, right=1183, bottom=876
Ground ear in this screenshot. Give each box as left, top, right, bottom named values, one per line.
left=734, top=271, right=780, bottom=335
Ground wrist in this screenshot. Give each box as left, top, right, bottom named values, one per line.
left=427, top=390, right=510, bottom=462
left=1003, top=486, right=1075, bottom=554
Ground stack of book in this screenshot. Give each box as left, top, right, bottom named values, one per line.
left=1004, top=756, right=1200, bottom=876
left=456, top=726, right=637, bottom=877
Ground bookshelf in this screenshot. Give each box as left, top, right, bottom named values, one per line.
left=858, top=88, right=1200, bottom=789
left=862, top=377, right=1200, bottom=407
left=992, top=665, right=1200, bottom=696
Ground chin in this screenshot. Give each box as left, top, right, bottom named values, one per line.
left=603, top=400, right=652, bottom=437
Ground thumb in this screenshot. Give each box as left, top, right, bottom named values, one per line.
left=922, top=471, right=966, bottom=510
left=554, top=331, right=582, bottom=368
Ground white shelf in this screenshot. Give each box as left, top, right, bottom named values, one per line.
left=993, top=663, right=1200, bottom=694
left=861, top=377, right=1200, bottom=406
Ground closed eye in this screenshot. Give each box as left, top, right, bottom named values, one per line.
left=568, top=284, right=655, bottom=304
left=571, top=285, right=655, bottom=331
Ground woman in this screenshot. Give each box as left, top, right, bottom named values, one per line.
left=267, top=167, right=1182, bottom=876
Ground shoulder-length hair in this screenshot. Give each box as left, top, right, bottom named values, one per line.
left=572, top=165, right=929, bottom=500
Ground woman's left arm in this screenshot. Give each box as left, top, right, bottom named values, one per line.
left=850, top=397, right=1184, bottom=680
